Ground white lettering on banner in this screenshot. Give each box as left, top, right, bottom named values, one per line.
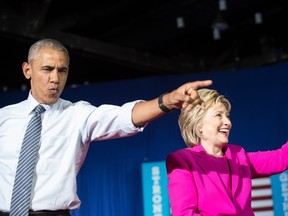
left=151, top=166, right=163, bottom=216
left=280, top=173, right=288, bottom=214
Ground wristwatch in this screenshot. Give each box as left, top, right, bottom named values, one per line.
left=158, top=92, right=174, bottom=112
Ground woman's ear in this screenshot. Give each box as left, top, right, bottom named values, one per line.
left=22, top=62, right=31, bottom=79
left=196, top=125, right=203, bottom=137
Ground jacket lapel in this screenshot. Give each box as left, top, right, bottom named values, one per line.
left=191, top=145, right=239, bottom=203
left=224, top=146, right=240, bottom=196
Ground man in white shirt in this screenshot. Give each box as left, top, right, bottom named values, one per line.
left=0, top=38, right=212, bottom=215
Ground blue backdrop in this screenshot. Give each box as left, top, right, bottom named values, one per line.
left=1, top=60, right=288, bottom=216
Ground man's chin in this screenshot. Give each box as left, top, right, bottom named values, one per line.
left=45, top=95, right=59, bottom=104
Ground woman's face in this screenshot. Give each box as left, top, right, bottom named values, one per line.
left=199, top=103, right=232, bottom=147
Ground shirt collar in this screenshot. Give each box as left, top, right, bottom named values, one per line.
left=26, top=90, right=59, bottom=113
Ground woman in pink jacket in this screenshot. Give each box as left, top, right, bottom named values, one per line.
left=166, top=88, right=288, bottom=216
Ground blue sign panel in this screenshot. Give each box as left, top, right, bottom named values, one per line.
left=141, top=161, right=170, bottom=216
left=271, top=170, right=288, bottom=215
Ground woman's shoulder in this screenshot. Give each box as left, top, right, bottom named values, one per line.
left=227, top=144, right=246, bottom=152
left=167, top=145, right=203, bottom=160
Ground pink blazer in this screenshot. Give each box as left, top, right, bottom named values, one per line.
left=166, top=142, right=288, bottom=216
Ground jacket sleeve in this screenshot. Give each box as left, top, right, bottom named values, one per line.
left=248, top=141, right=288, bottom=178
left=166, top=152, right=201, bottom=216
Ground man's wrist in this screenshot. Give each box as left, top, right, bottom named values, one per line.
left=158, top=92, right=174, bottom=113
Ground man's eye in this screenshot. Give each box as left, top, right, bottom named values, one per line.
left=59, top=69, right=68, bottom=73
left=42, top=67, right=52, bottom=71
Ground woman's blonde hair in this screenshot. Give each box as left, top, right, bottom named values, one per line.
left=178, top=88, right=231, bottom=147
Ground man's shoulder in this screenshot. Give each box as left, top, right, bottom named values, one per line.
left=60, top=98, right=91, bottom=107
left=0, top=100, right=26, bottom=111
left=59, top=99, right=96, bottom=115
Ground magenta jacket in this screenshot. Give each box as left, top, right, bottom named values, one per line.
left=166, top=142, right=288, bottom=216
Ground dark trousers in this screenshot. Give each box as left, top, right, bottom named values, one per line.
left=0, top=210, right=71, bottom=216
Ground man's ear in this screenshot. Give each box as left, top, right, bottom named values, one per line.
left=22, top=62, right=31, bottom=79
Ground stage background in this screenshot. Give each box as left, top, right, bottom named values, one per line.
left=1, top=60, right=288, bottom=215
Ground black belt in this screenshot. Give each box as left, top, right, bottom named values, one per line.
left=0, top=210, right=70, bottom=216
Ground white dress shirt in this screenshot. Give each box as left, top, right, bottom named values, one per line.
left=0, top=92, right=145, bottom=211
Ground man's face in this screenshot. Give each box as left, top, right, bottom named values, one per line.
left=23, top=47, right=69, bottom=105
